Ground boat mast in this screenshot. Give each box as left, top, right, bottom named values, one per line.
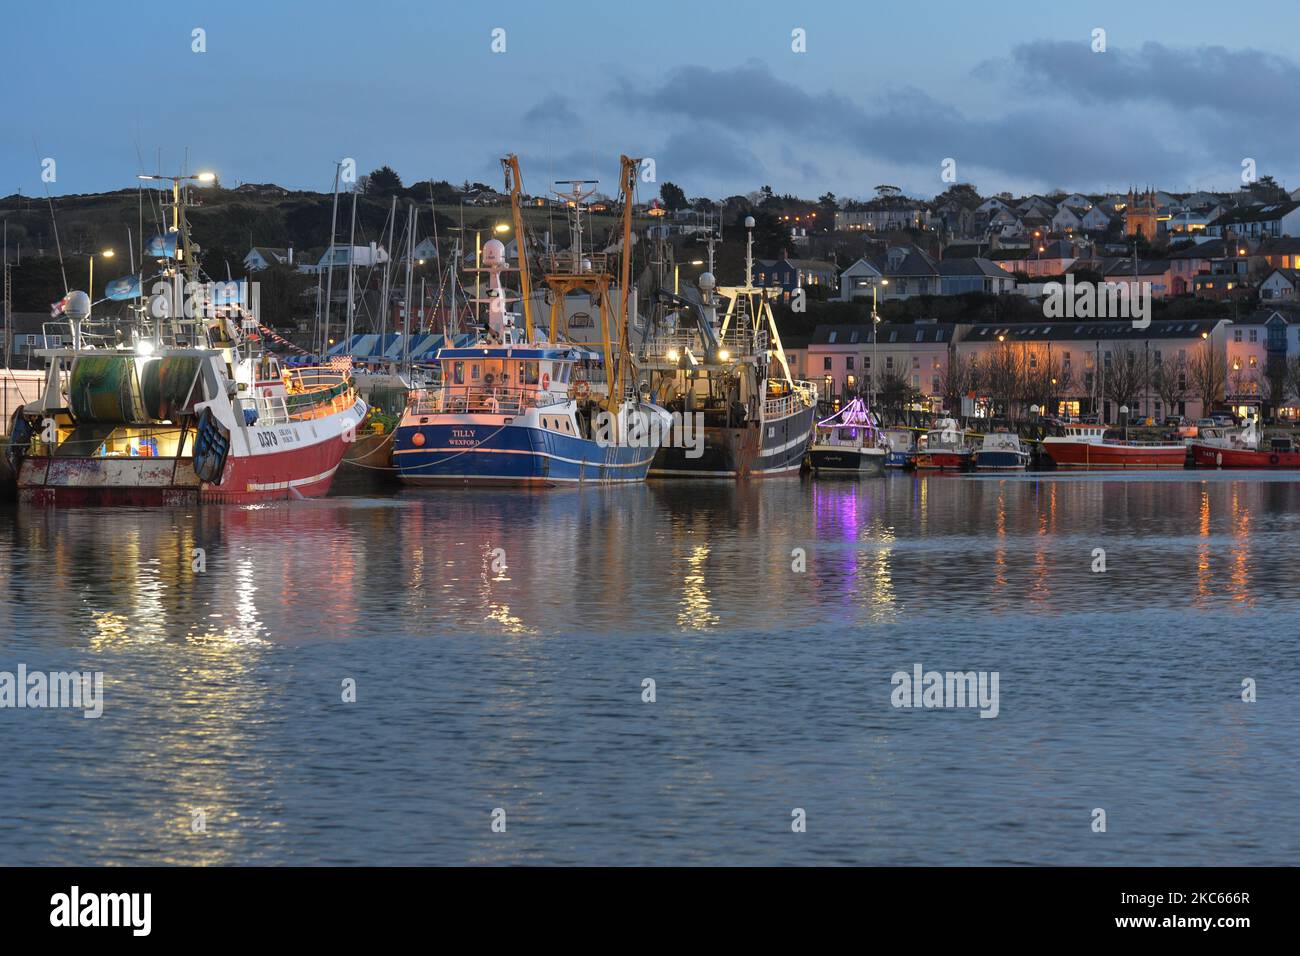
left=320, top=161, right=342, bottom=357
left=345, top=188, right=357, bottom=348
left=616, top=155, right=640, bottom=406
left=501, top=154, right=534, bottom=339
left=380, top=194, right=396, bottom=355
left=403, top=204, right=415, bottom=376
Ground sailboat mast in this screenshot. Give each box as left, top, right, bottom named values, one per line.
left=403, top=204, right=415, bottom=375
left=380, top=195, right=396, bottom=349
left=345, top=189, right=358, bottom=347
left=320, top=161, right=342, bottom=357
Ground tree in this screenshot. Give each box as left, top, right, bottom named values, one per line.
left=365, top=166, right=403, bottom=197
left=935, top=183, right=982, bottom=209
left=659, top=182, right=688, bottom=211
left=877, top=370, right=918, bottom=422
left=874, top=185, right=903, bottom=200
left=1188, top=342, right=1227, bottom=413
left=976, top=342, right=1025, bottom=419
left=938, top=350, right=979, bottom=414
left=1152, top=354, right=1189, bottom=417
left=1258, top=354, right=1287, bottom=415
left=1101, top=343, right=1147, bottom=412
left=1022, top=347, right=1073, bottom=416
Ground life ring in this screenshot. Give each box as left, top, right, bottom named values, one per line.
left=575, top=380, right=590, bottom=399
left=541, top=372, right=551, bottom=390
left=1270, top=453, right=1280, bottom=466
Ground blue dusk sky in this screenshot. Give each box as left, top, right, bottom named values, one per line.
left=6, top=0, right=1300, bottom=200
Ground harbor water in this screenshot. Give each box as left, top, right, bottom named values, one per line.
left=1, top=472, right=1297, bottom=865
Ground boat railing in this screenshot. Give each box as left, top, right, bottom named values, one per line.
left=410, top=384, right=562, bottom=416
left=764, top=380, right=816, bottom=420
left=639, top=327, right=767, bottom=362
left=540, top=252, right=612, bottom=276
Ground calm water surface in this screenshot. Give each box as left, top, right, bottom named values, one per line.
left=1, top=472, right=1298, bottom=865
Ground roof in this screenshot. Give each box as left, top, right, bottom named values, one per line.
left=965, top=319, right=1220, bottom=343
left=810, top=322, right=958, bottom=346
left=1212, top=200, right=1300, bottom=225
left=1258, top=237, right=1300, bottom=255
left=1167, top=238, right=1227, bottom=259
left=936, top=257, right=1014, bottom=278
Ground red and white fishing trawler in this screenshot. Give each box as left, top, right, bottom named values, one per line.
left=1190, top=423, right=1300, bottom=468
left=1041, top=424, right=1186, bottom=469
left=6, top=173, right=365, bottom=506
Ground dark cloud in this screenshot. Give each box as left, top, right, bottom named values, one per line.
left=513, top=44, right=1300, bottom=197
left=990, top=40, right=1300, bottom=119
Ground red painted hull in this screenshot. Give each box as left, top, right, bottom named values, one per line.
left=1190, top=443, right=1300, bottom=469
left=1044, top=440, right=1187, bottom=469
left=18, top=434, right=348, bottom=506
left=914, top=450, right=974, bottom=470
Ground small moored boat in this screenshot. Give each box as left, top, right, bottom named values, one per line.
left=1041, top=424, right=1186, bottom=469
left=975, top=431, right=1029, bottom=470
left=808, top=397, right=886, bottom=476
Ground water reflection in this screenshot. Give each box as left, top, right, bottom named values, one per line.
left=3, top=471, right=1300, bottom=864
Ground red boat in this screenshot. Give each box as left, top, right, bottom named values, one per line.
left=912, top=427, right=975, bottom=471
left=1190, top=428, right=1300, bottom=468
left=1041, top=424, right=1186, bottom=469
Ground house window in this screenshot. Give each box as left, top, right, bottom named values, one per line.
left=1249, top=356, right=1258, bottom=368
left=846, top=357, right=855, bottom=370
left=823, top=356, right=832, bottom=371
left=1249, top=329, right=1258, bottom=342
left=1063, top=351, right=1071, bottom=367
left=1233, top=329, right=1242, bottom=342
left=886, top=356, right=894, bottom=370
left=912, top=356, right=919, bottom=369
left=864, top=356, right=871, bottom=369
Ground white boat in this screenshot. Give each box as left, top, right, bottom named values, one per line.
left=975, top=431, right=1030, bottom=470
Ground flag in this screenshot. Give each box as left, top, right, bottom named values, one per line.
left=105, top=274, right=142, bottom=301
left=144, top=233, right=179, bottom=259
left=50, top=294, right=69, bottom=318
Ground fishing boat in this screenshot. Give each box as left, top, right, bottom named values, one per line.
left=1190, top=423, right=1300, bottom=468
left=975, top=431, right=1029, bottom=470
left=8, top=175, right=365, bottom=505
left=1041, top=424, right=1186, bottom=469
left=913, top=424, right=975, bottom=471
left=392, top=154, right=670, bottom=486
left=640, top=217, right=817, bottom=478
left=882, top=427, right=917, bottom=469
left=808, top=397, right=887, bottom=476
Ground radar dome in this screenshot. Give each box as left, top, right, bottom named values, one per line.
left=63, top=291, right=91, bottom=321
left=698, top=272, right=716, bottom=291
left=744, top=216, right=755, bottom=229
left=482, top=238, right=506, bottom=266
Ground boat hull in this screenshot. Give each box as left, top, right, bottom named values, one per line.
left=1190, top=443, right=1300, bottom=468
left=393, top=420, right=656, bottom=485
left=17, top=432, right=350, bottom=506
left=914, top=450, right=974, bottom=471
left=16, top=397, right=365, bottom=506
left=1043, top=440, right=1187, bottom=469
left=649, top=404, right=815, bottom=478
left=809, top=446, right=886, bottom=476
left=975, top=450, right=1029, bottom=470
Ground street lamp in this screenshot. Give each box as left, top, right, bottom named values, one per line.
left=88, top=248, right=114, bottom=300
left=868, top=277, right=888, bottom=410
left=673, top=259, right=705, bottom=295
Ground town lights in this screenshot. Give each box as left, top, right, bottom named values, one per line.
left=494, top=223, right=511, bottom=234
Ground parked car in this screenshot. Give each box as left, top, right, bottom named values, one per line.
left=1196, top=418, right=1216, bottom=429
left=1211, top=413, right=1237, bottom=427
left=1163, top=416, right=1187, bottom=428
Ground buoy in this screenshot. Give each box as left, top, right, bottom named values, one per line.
left=541, top=372, right=550, bottom=390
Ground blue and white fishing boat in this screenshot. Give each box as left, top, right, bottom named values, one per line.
left=975, top=431, right=1030, bottom=470
left=392, top=154, right=670, bottom=486
left=882, top=427, right=917, bottom=469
